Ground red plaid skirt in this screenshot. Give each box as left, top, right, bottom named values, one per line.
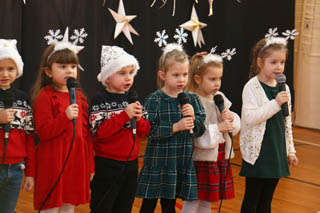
left=194, top=143, right=234, bottom=202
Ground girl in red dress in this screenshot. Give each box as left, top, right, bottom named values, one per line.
left=31, top=37, right=94, bottom=212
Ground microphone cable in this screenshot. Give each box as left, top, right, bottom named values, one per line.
left=218, top=134, right=233, bottom=213
left=91, top=123, right=137, bottom=213
left=39, top=124, right=76, bottom=211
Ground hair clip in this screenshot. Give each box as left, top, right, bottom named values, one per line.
left=263, top=28, right=298, bottom=49
left=44, top=27, right=87, bottom=70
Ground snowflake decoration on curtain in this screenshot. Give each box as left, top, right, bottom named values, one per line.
left=70, top=28, right=88, bottom=44
left=282, top=29, right=299, bottom=40
left=154, top=30, right=169, bottom=47
left=265, top=28, right=279, bottom=40
left=44, top=29, right=64, bottom=45
left=221, top=48, right=236, bottom=61
left=174, top=27, right=188, bottom=45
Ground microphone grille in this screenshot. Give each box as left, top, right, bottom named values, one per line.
left=67, top=77, right=77, bottom=90
left=177, top=92, right=189, bottom=106
left=128, top=90, right=138, bottom=104
left=214, top=94, right=224, bottom=106
left=276, top=74, right=286, bottom=84
left=2, top=90, right=14, bottom=108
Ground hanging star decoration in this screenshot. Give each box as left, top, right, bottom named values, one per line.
left=108, top=0, right=139, bottom=45
left=180, top=5, right=207, bottom=48
left=22, top=0, right=26, bottom=4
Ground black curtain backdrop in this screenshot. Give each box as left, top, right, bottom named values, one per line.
left=0, top=0, right=295, bottom=114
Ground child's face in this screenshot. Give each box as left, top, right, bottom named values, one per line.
left=195, top=66, right=222, bottom=98
left=258, top=49, right=286, bottom=82
left=0, top=58, right=18, bottom=89
left=45, top=62, right=78, bottom=92
left=105, top=65, right=135, bottom=94
left=159, top=61, right=189, bottom=96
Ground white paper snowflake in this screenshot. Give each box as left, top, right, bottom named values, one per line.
left=174, top=28, right=188, bottom=45
left=221, top=48, right=236, bottom=61
left=70, top=28, right=88, bottom=44
left=44, top=29, right=63, bottom=45
left=265, top=28, right=279, bottom=40
left=154, top=30, right=168, bottom=47
left=282, top=29, right=299, bottom=40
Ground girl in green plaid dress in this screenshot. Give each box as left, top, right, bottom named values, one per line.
left=136, top=44, right=206, bottom=213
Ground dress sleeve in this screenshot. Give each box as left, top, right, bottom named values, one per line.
left=145, top=94, right=174, bottom=140
left=33, top=91, right=72, bottom=141
left=189, top=94, right=206, bottom=138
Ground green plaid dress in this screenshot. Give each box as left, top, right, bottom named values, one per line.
left=136, top=90, right=206, bottom=201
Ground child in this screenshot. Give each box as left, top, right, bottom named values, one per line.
left=89, top=45, right=150, bottom=213
left=182, top=52, right=241, bottom=213
left=136, top=44, right=206, bottom=213
left=0, top=39, right=35, bottom=213
left=31, top=37, right=94, bottom=212
left=239, top=37, right=299, bottom=212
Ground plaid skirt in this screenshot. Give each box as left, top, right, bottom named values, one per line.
left=194, top=143, right=234, bottom=202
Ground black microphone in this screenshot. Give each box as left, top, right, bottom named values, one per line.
left=2, top=90, right=14, bottom=143
left=128, top=90, right=138, bottom=140
left=276, top=74, right=289, bottom=117
left=214, top=94, right=232, bottom=139
left=66, top=77, right=77, bottom=126
left=177, top=92, right=193, bottom=134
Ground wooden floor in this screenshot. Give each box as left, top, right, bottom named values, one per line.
left=16, top=126, right=320, bottom=213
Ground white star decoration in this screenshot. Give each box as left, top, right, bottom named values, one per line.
left=180, top=5, right=207, bottom=48
left=108, top=0, right=139, bottom=45
left=23, top=0, right=26, bottom=4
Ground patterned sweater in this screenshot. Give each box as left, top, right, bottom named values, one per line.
left=0, top=87, right=35, bottom=177
left=89, top=89, right=150, bottom=161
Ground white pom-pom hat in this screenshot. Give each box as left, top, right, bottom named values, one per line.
left=97, top=45, right=140, bottom=85
left=0, top=39, right=24, bottom=78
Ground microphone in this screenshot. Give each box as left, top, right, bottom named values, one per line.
left=214, top=94, right=232, bottom=139
left=177, top=92, right=193, bottom=134
left=66, top=77, right=78, bottom=126
left=276, top=74, right=289, bottom=117
left=128, top=90, right=138, bottom=140
left=2, top=90, right=14, bottom=144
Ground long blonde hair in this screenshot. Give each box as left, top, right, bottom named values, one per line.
left=31, top=45, right=80, bottom=104
left=157, top=49, right=189, bottom=88
left=249, top=38, right=288, bottom=78
left=186, top=53, right=223, bottom=92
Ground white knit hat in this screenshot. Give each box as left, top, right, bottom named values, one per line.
left=0, top=39, right=23, bottom=78
left=97, top=45, right=139, bottom=84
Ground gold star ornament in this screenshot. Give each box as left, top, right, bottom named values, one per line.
left=180, top=5, right=207, bottom=48
left=108, top=0, right=139, bottom=45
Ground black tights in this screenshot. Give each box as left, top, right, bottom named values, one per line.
left=140, top=198, right=176, bottom=213
left=241, top=177, right=279, bottom=213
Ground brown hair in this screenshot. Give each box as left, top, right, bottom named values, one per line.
left=31, top=45, right=80, bottom=103
left=249, top=38, right=288, bottom=78
left=157, top=49, right=189, bottom=88
left=186, top=53, right=223, bottom=92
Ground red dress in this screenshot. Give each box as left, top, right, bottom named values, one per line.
left=33, top=85, right=94, bottom=210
